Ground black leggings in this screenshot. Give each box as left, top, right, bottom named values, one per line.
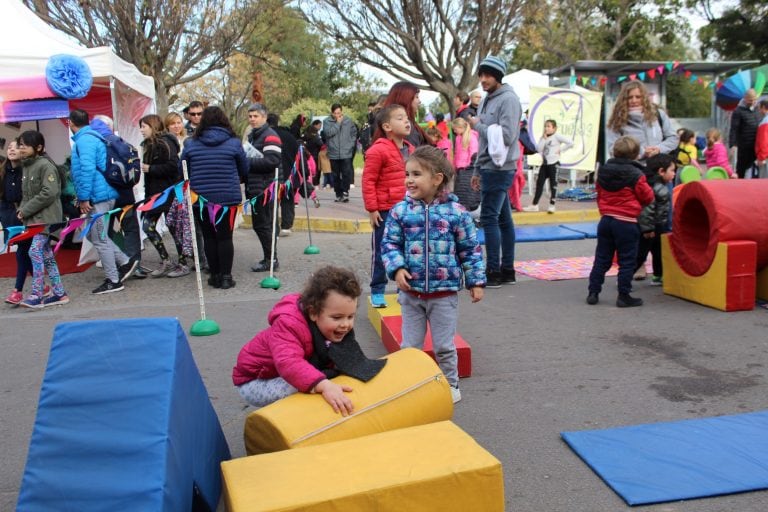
left=532, top=163, right=558, bottom=205
left=194, top=204, right=235, bottom=275
left=142, top=206, right=170, bottom=262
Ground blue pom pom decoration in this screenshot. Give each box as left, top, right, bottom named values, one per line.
left=45, top=54, right=93, bottom=99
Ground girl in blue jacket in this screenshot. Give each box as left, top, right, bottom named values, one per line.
left=382, top=146, right=486, bottom=404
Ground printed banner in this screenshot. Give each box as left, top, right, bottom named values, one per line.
left=527, top=86, right=603, bottom=172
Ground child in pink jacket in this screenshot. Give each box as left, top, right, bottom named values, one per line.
left=232, top=266, right=385, bottom=415
left=703, top=128, right=734, bottom=178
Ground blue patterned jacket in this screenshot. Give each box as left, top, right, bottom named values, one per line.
left=382, top=192, right=486, bottom=293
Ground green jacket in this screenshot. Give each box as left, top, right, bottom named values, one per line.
left=19, top=155, right=63, bottom=231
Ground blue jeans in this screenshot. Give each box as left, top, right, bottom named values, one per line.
left=588, top=216, right=640, bottom=295
left=479, top=169, right=516, bottom=272
left=370, top=210, right=389, bottom=294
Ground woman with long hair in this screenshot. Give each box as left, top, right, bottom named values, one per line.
left=162, top=112, right=195, bottom=277
left=139, top=114, right=181, bottom=277
left=181, top=106, right=247, bottom=289
left=606, top=80, right=677, bottom=160
left=379, top=81, right=430, bottom=147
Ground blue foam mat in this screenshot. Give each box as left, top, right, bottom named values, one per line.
left=559, top=222, right=598, bottom=238
left=561, top=410, right=768, bottom=506
left=477, top=226, right=586, bottom=244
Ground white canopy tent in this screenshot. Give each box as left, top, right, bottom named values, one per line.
left=504, top=69, right=550, bottom=112
left=0, top=0, right=155, bottom=161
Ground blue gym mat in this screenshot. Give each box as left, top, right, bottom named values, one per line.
left=477, top=226, right=587, bottom=244
left=561, top=410, right=768, bottom=506
left=559, top=222, right=598, bottom=238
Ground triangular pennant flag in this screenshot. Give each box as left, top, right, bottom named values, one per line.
left=648, top=69, right=656, bottom=80
left=618, top=75, right=627, bottom=82
left=638, top=72, right=646, bottom=81
left=665, top=62, right=673, bottom=71
left=53, top=218, right=86, bottom=253
left=1, top=226, right=26, bottom=252
left=689, top=73, right=697, bottom=82
left=684, top=70, right=692, bottom=79
left=599, top=77, right=607, bottom=86
left=569, top=76, right=577, bottom=86
left=190, top=190, right=198, bottom=205
left=581, top=76, right=589, bottom=86
left=629, top=73, right=637, bottom=81
left=213, top=205, right=228, bottom=226
left=173, top=182, right=185, bottom=203
left=6, top=224, right=45, bottom=247
left=590, top=77, right=597, bottom=86
left=228, top=206, right=238, bottom=231
left=657, top=65, right=665, bottom=74
left=205, top=202, right=218, bottom=230
left=137, top=194, right=159, bottom=212
left=673, top=60, right=680, bottom=69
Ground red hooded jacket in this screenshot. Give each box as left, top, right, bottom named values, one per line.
left=596, top=158, right=654, bottom=222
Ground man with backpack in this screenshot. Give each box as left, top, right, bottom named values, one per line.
left=69, top=109, right=136, bottom=294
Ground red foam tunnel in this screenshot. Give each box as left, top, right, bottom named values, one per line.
left=670, top=180, right=768, bottom=276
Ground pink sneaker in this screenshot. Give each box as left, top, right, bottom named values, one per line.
left=5, top=290, right=23, bottom=305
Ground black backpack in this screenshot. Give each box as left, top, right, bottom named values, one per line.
left=79, top=131, right=141, bottom=189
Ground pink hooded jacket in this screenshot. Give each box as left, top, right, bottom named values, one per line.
left=232, top=293, right=326, bottom=392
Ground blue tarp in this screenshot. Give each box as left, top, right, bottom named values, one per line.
left=562, top=410, right=768, bottom=506
left=559, top=222, right=598, bottom=238
left=477, top=225, right=587, bottom=245
left=17, top=318, right=231, bottom=511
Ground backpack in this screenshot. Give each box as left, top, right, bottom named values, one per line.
left=80, top=131, right=141, bottom=189
left=518, top=123, right=537, bottom=155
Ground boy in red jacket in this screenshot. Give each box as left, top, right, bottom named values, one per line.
left=587, top=136, right=654, bottom=307
left=362, top=104, right=414, bottom=307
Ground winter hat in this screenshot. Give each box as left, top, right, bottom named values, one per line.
left=477, top=55, right=506, bottom=83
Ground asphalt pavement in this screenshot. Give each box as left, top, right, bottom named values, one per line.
left=2, top=183, right=768, bottom=511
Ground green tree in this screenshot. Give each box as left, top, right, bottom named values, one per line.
left=695, top=0, right=768, bottom=63
left=666, top=75, right=712, bottom=118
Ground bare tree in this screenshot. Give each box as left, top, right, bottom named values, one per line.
left=301, top=0, right=529, bottom=114
left=24, top=0, right=285, bottom=111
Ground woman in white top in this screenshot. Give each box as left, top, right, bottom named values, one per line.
left=524, top=119, right=573, bottom=213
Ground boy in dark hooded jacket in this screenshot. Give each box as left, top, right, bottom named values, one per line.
left=587, top=136, right=654, bottom=307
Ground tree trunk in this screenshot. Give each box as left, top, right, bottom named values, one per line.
left=154, top=82, right=169, bottom=115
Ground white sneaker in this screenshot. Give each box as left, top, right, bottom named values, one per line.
left=280, top=229, right=291, bottom=237
left=523, top=204, right=539, bottom=212
left=350, top=184, right=356, bottom=189
left=547, top=204, right=556, bottom=213
left=450, top=386, right=462, bottom=404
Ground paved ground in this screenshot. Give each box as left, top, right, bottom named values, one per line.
left=2, top=183, right=768, bottom=511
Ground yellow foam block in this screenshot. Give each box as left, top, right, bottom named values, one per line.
left=244, top=348, right=452, bottom=455
left=224, top=421, right=505, bottom=512
left=366, top=293, right=401, bottom=337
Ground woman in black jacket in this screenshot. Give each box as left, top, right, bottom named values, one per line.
left=139, top=114, right=180, bottom=277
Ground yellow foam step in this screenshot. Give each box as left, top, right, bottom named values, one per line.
left=224, top=421, right=505, bottom=511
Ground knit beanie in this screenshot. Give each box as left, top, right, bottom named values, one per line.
left=477, top=55, right=506, bottom=83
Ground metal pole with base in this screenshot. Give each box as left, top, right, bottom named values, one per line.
left=260, top=167, right=281, bottom=289
left=299, top=145, right=320, bottom=255
left=182, top=161, right=220, bottom=336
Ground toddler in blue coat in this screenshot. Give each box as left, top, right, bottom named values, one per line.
left=382, top=146, right=486, bottom=404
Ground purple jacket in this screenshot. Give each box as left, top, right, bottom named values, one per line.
left=232, top=294, right=326, bottom=392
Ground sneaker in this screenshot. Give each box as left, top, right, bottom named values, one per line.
left=450, top=386, right=462, bottom=404
left=20, top=295, right=45, bottom=309
left=500, top=267, right=516, bottom=285
left=43, top=294, right=70, bottom=306
left=92, top=279, right=124, bottom=295
left=547, top=204, right=556, bottom=214
left=523, top=204, right=539, bottom=212
left=370, top=294, right=387, bottom=308
left=251, top=259, right=279, bottom=272
left=118, top=258, right=139, bottom=283
left=334, top=196, right=343, bottom=203
left=313, top=197, right=321, bottom=208
left=167, top=264, right=191, bottom=278
left=133, top=267, right=149, bottom=279
left=650, top=275, right=663, bottom=286
left=341, top=193, right=350, bottom=203
left=633, top=267, right=647, bottom=281
left=280, top=229, right=291, bottom=237
left=5, top=290, right=23, bottom=305
left=586, top=292, right=599, bottom=305
left=220, top=274, right=236, bottom=289
left=350, top=184, right=356, bottom=189
left=150, top=260, right=174, bottom=278
left=616, top=293, right=643, bottom=308
left=486, top=271, right=502, bottom=289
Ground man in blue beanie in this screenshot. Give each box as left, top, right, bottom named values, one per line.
left=469, top=55, right=522, bottom=288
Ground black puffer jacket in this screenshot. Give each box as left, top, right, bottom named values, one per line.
left=728, top=105, right=762, bottom=148
left=637, top=178, right=671, bottom=233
